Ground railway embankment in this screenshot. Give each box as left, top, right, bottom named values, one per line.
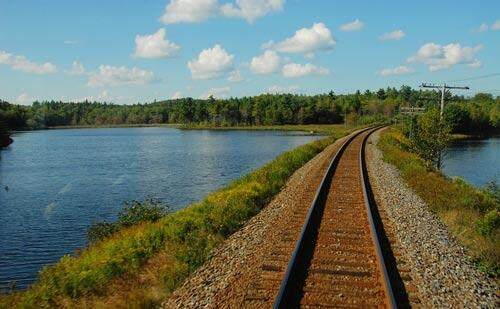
left=165, top=127, right=498, bottom=308
left=366, top=128, right=497, bottom=307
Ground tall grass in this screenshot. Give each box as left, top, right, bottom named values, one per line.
left=378, top=128, right=499, bottom=275
left=0, top=126, right=352, bottom=308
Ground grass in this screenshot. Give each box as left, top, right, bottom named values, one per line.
left=0, top=125, right=354, bottom=308
left=378, top=128, right=499, bottom=276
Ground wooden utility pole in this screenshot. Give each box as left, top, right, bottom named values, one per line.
left=420, top=83, right=469, bottom=116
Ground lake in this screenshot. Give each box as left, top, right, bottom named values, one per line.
left=442, top=137, right=499, bottom=187
left=0, top=127, right=321, bottom=291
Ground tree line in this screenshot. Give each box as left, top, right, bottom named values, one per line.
left=1, top=86, right=498, bottom=135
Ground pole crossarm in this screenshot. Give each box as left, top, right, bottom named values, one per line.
left=420, top=83, right=469, bottom=90
left=419, top=83, right=469, bottom=116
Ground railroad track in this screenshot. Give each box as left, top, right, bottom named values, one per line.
left=244, top=126, right=400, bottom=308
left=274, top=126, right=395, bottom=308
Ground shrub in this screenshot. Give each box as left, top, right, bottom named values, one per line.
left=117, top=199, right=169, bottom=227
left=477, top=210, right=500, bottom=237
left=87, top=222, right=118, bottom=244
left=87, top=199, right=169, bottom=244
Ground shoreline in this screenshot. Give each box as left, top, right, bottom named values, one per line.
left=16, top=124, right=499, bottom=139
left=451, top=132, right=500, bottom=140
left=10, top=124, right=353, bottom=136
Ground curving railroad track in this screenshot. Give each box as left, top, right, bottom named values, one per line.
left=244, top=126, right=401, bottom=308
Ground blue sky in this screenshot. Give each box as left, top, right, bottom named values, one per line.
left=0, top=0, right=499, bottom=104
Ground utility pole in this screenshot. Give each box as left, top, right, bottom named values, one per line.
left=420, top=83, right=469, bottom=116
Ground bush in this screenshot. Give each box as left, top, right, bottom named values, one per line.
left=87, top=199, right=169, bottom=244
left=117, top=199, right=169, bottom=227
left=477, top=210, right=500, bottom=237
left=87, top=222, right=118, bottom=244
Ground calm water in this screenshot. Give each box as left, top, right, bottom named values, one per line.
left=0, top=127, right=321, bottom=290
left=442, top=137, right=499, bottom=187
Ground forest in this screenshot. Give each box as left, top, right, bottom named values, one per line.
left=1, top=86, right=499, bottom=135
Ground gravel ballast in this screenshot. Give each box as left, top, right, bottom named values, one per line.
left=366, top=128, right=498, bottom=307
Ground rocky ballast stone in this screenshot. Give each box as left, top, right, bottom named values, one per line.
left=366, top=128, right=497, bottom=308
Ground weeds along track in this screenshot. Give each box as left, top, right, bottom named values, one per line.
left=244, top=127, right=399, bottom=308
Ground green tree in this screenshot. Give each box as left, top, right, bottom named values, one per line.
left=410, top=108, right=451, bottom=170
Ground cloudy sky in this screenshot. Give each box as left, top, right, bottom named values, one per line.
left=1, top=0, right=499, bottom=104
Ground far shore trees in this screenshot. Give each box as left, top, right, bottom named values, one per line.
left=0, top=88, right=498, bottom=136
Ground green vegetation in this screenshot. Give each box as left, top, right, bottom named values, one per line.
left=0, top=125, right=353, bottom=308
left=378, top=128, right=499, bottom=276
left=1, top=87, right=498, bottom=135
left=87, top=199, right=169, bottom=244
left=406, top=108, right=451, bottom=169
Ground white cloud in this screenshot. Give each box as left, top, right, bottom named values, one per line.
left=478, top=23, right=489, bottom=32
left=171, top=91, right=183, bottom=99
left=379, top=65, right=415, bottom=77
left=265, top=84, right=299, bottom=94
left=15, top=93, right=32, bottom=105
left=228, top=69, right=244, bottom=82
left=200, top=86, right=231, bottom=99
left=67, top=91, right=137, bottom=104
left=188, top=44, right=234, bottom=79
left=67, top=61, right=85, bottom=75
left=379, top=29, right=405, bottom=41
left=264, top=23, right=336, bottom=56
left=160, top=0, right=218, bottom=24
left=250, top=50, right=281, bottom=74
left=0, top=50, right=57, bottom=74
left=340, top=19, right=364, bottom=32
left=220, top=0, right=284, bottom=23
left=67, top=90, right=128, bottom=103
left=476, top=20, right=500, bottom=32
left=99, top=90, right=110, bottom=100
left=492, top=20, right=500, bottom=31
left=282, top=63, right=329, bottom=78
left=468, top=59, right=482, bottom=69
left=87, top=65, right=157, bottom=87
left=133, top=28, right=180, bottom=59
left=407, top=42, right=483, bottom=71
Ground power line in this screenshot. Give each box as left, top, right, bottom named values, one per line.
left=420, top=83, right=469, bottom=116
left=445, top=73, right=500, bottom=83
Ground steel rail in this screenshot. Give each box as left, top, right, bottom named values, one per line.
left=360, top=126, right=396, bottom=308
left=273, top=126, right=396, bottom=308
